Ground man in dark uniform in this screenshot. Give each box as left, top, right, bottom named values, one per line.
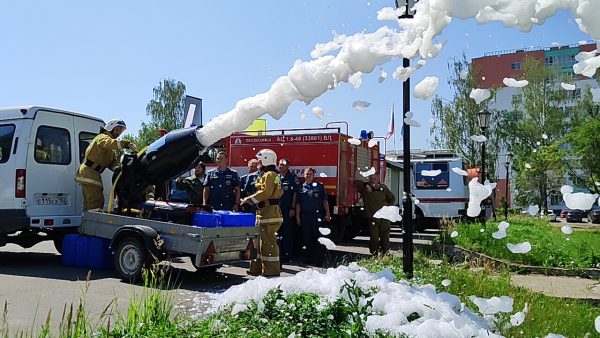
left=203, top=151, right=241, bottom=211
left=277, top=158, right=299, bottom=263
left=296, top=168, right=331, bottom=266
left=240, top=159, right=259, bottom=213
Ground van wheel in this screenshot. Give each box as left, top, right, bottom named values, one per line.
left=414, top=208, right=425, bottom=232
left=114, top=237, right=147, bottom=282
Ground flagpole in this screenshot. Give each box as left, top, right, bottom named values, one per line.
left=393, top=103, right=397, bottom=153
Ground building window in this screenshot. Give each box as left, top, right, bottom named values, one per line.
left=511, top=62, right=521, bottom=70
left=512, top=94, right=523, bottom=104
left=35, top=126, right=71, bottom=165
left=566, top=88, right=582, bottom=100
left=549, top=192, right=562, bottom=206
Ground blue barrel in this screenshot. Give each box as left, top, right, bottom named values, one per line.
left=220, top=211, right=256, bottom=227
left=74, top=235, right=91, bottom=268
left=88, top=237, right=114, bottom=270
left=61, top=234, right=79, bottom=267
left=192, top=212, right=222, bottom=227
left=238, top=212, right=256, bottom=227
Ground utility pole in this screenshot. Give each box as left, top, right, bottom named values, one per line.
left=396, top=0, right=417, bottom=279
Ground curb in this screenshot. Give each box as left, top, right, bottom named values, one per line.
left=444, top=245, right=600, bottom=280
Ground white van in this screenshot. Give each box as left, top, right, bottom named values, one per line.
left=411, top=150, right=469, bottom=222
left=0, top=106, right=112, bottom=251
left=385, top=149, right=469, bottom=230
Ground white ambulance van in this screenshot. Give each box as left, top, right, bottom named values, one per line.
left=0, top=106, right=112, bottom=251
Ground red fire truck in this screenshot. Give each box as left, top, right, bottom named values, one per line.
left=205, top=122, right=384, bottom=241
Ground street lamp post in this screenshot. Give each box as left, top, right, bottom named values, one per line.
left=504, top=152, right=513, bottom=220
left=396, top=0, right=417, bottom=279
left=477, top=110, right=492, bottom=226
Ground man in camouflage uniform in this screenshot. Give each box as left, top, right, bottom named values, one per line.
left=354, top=173, right=396, bottom=256
left=175, top=162, right=206, bottom=205
left=75, top=119, right=136, bottom=211
left=241, top=149, right=284, bottom=277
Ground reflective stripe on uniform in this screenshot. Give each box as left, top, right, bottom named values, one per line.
left=258, top=217, right=283, bottom=224
left=75, top=177, right=103, bottom=187
left=261, top=256, right=280, bottom=262
left=250, top=196, right=259, bottom=204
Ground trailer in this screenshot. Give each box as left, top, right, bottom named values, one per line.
left=79, top=210, right=259, bottom=281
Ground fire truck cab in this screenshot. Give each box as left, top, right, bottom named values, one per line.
left=206, top=122, right=383, bottom=241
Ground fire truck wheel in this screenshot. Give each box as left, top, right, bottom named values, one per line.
left=343, top=225, right=361, bottom=241
left=114, top=237, right=147, bottom=282
left=329, top=215, right=350, bottom=243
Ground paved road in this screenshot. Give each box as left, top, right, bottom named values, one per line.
left=0, top=226, right=442, bottom=334
left=0, top=241, right=258, bottom=334
left=5, top=224, right=597, bottom=335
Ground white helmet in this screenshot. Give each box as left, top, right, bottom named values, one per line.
left=104, top=118, right=127, bottom=132
left=256, top=149, right=277, bottom=167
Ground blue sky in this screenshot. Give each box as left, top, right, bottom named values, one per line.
left=0, top=1, right=593, bottom=150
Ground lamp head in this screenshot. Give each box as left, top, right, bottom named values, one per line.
left=477, top=110, right=492, bottom=131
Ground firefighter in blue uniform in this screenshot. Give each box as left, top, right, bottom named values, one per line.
left=277, top=158, right=299, bottom=263
left=296, top=168, right=331, bottom=266
left=203, top=151, right=241, bottom=211
left=240, top=159, right=259, bottom=213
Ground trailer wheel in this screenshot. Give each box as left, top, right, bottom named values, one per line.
left=114, top=237, right=147, bottom=282
left=193, top=264, right=222, bottom=274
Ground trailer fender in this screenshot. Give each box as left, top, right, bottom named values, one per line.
left=110, top=225, right=165, bottom=261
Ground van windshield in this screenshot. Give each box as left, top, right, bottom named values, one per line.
left=415, top=162, right=449, bottom=189
left=0, top=124, right=15, bottom=163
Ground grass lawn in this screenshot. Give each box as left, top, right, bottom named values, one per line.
left=441, top=216, right=600, bottom=269
left=360, top=254, right=600, bottom=337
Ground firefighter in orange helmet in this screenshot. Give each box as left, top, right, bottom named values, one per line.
left=241, top=149, right=284, bottom=277
left=75, top=119, right=136, bottom=210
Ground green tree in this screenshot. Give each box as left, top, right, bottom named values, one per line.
left=499, top=57, right=571, bottom=210
left=129, top=79, right=187, bottom=149
left=564, top=115, right=600, bottom=194
left=430, top=54, right=500, bottom=176
left=512, top=144, right=565, bottom=208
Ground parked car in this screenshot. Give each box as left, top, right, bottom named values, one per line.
left=560, top=209, right=569, bottom=218
left=546, top=210, right=557, bottom=222
left=566, top=209, right=586, bottom=223
left=588, top=207, right=600, bottom=224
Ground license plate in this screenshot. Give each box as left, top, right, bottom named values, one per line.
left=36, top=197, right=68, bottom=205
left=218, top=240, right=247, bottom=252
